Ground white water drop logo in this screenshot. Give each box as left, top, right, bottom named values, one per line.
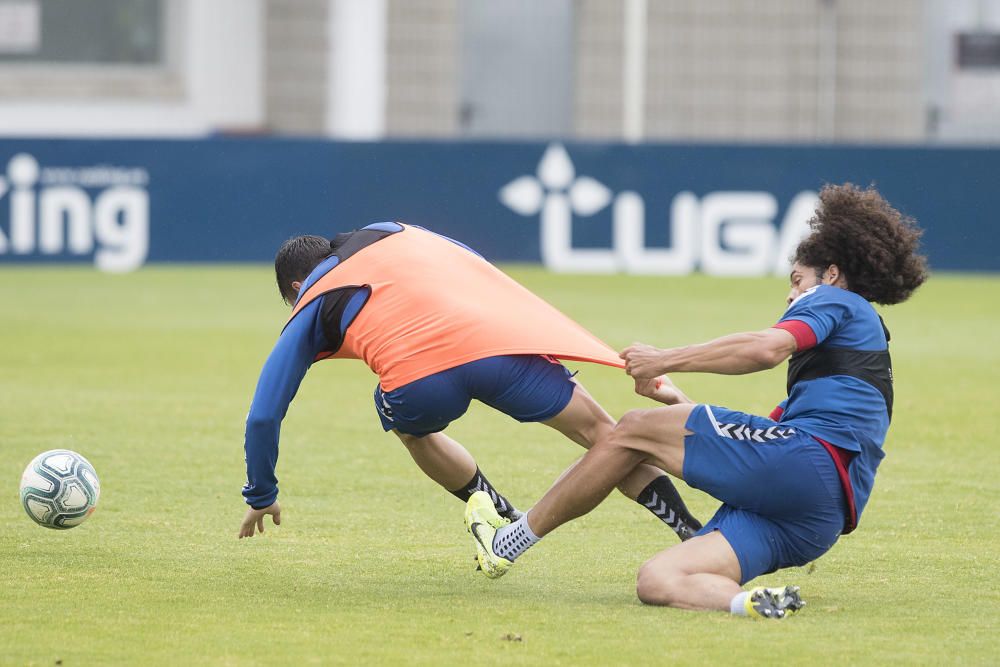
left=499, top=143, right=819, bottom=276
left=500, top=144, right=615, bottom=272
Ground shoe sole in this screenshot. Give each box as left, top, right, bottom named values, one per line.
left=750, top=585, right=806, bottom=619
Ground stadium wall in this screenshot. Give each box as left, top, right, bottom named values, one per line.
left=0, top=138, right=996, bottom=273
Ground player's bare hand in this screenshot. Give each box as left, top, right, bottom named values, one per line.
left=634, top=375, right=690, bottom=405
left=620, top=343, right=669, bottom=379
left=238, top=501, right=281, bottom=539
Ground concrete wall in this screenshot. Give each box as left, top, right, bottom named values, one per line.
left=574, top=0, right=626, bottom=138
left=264, top=0, right=328, bottom=134
left=307, top=0, right=931, bottom=142
left=573, top=0, right=925, bottom=142
left=1, top=0, right=987, bottom=144
left=384, top=0, right=459, bottom=137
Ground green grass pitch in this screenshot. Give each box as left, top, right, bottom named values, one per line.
left=1, top=265, right=997, bottom=665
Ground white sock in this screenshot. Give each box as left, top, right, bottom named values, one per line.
left=730, top=591, right=749, bottom=616
left=492, top=513, right=540, bottom=561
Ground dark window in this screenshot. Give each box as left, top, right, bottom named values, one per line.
left=0, top=0, right=163, bottom=65
left=956, top=32, right=1000, bottom=69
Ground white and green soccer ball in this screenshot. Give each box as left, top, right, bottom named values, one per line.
left=20, top=450, right=100, bottom=529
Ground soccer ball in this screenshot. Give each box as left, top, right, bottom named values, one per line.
left=19, top=449, right=101, bottom=529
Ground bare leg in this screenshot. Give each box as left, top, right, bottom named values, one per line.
left=394, top=382, right=669, bottom=500
left=541, top=382, right=667, bottom=499
left=635, top=531, right=742, bottom=610
left=529, top=404, right=696, bottom=536
left=397, top=429, right=523, bottom=519
left=394, top=430, right=477, bottom=492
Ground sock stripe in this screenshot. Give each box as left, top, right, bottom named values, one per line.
left=636, top=476, right=703, bottom=539
left=454, top=469, right=516, bottom=518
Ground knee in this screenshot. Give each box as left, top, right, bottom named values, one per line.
left=608, top=409, right=652, bottom=452
left=615, top=409, right=646, bottom=434
left=576, top=413, right=614, bottom=449
left=635, top=558, right=683, bottom=606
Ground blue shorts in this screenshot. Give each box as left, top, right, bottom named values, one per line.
left=682, top=404, right=847, bottom=584
left=373, top=355, right=576, bottom=437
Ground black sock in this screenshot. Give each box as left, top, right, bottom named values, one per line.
left=449, top=468, right=521, bottom=520
left=636, top=475, right=703, bottom=541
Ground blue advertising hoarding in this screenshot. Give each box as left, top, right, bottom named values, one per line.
left=0, top=137, right=996, bottom=273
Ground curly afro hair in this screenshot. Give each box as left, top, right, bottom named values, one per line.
left=793, top=183, right=928, bottom=305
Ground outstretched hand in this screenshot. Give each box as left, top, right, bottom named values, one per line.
left=620, top=343, right=669, bottom=379
left=634, top=375, right=690, bottom=405
left=238, top=501, right=281, bottom=539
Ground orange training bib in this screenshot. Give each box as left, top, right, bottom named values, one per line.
left=288, top=224, right=625, bottom=391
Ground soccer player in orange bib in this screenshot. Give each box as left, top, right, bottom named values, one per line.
left=237, top=222, right=701, bottom=540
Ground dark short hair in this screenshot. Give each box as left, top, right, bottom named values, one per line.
left=793, top=184, right=928, bottom=305
left=274, top=235, right=331, bottom=305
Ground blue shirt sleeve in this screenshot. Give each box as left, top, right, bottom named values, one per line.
left=242, top=299, right=327, bottom=508
left=778, top=285, right=853, bottom=346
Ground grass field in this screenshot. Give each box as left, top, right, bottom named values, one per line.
left=1, top=265, right=997, bottom=666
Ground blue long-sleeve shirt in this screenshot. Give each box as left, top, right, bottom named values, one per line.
left=241, top=255, right=371, bottom=508
left=241, top=222, right=479, bottom=508
left=241, top=298, right=325, bottom=508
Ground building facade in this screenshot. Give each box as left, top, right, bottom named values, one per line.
left=0, top=0, right=998, bottom=143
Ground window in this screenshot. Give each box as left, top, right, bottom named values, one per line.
left=0, top=0, right=163, bottom=65
left=458, top=0, right=574, bottom=138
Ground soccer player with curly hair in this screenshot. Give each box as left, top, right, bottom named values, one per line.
left=466, top=184, right=928, bottom=619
